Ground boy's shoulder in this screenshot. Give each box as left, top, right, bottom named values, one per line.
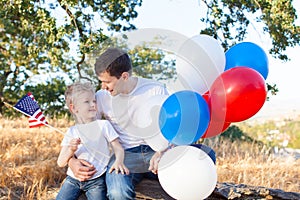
left=95, top=119, right=113, bottom=128
left=95, top=89, right=110, bottom=96
left=95, top=119, right=109, bottom=124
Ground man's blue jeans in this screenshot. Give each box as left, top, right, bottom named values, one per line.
left=106, top=145, right=157, bottom=200
left=56, top=174, right=107, bottom=200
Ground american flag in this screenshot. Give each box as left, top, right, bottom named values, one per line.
left=14, top=92, right=48, bottom=128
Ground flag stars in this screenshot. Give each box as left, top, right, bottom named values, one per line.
left=15, top=96, right=40, bottom=115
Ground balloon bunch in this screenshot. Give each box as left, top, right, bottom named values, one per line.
left=203, top=42, right=268, bottom=138
left=142, top=35, right=268, bottom=199
left=166, top=39, right=268, bottom=140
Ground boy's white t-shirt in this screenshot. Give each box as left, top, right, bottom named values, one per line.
left=96, top=77, right=169, bottom=150
left=61, top=120, right=118, bottom=180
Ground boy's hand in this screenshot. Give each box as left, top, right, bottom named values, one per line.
left=109, top=161, right=130, bottom=175
left=68, top=138, right=81, bottom=152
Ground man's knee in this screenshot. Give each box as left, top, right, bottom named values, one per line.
left=107, top=187, right=135, bottom=200
left=106, top=173, right=136, bottom=200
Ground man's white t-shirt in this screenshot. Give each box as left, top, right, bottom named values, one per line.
left=61, top=120, right=118, bottom=180
left=96, top=77, right=169, bottom=150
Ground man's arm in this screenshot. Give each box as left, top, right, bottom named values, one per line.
left=148, top=144, right=174, bottom=174
left=68, top=157, right=97, bottom=181
left=148, top=151, right=162, bottom=174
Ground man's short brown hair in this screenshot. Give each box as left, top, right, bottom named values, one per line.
left=94, top=48, right=132, bottom=78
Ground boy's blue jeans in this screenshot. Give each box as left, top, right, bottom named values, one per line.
left=56, top=174, right=107, bottom=200
left=106, top=145, right=157, bottom=200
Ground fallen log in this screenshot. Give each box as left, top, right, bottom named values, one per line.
left=79, top=179, right=300, bottom=200
left=135, top=179, right=300, bottom=200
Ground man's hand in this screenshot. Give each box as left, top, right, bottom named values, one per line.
left=68, top=157, right=96, bottom=181
left=148, top=151, right=162, bottom=174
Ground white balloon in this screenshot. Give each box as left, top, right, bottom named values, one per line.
left=138, top=95, right=170, bottom=151
left=124, top=94, right=169, bottom=151
left=158, top=146, right=217, bottom=200
left=175, top=56, right=209, bottom=93
left=144, top=132, right=169, bottom=152
left=174, top=34, right=225, bottom=94
left=191, top=34, right=226, bottom=74
left=134, top=95, right=168, bottom=129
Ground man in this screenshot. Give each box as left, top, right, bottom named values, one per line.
left=68, top=47, right=168, bottom=199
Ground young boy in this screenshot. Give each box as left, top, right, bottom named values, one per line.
left=56, top=81, right=129, bottom=200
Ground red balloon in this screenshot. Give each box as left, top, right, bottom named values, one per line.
left=202, top=120, right=230, bottom=138
left=209, top=66, right=267, bottom=122
left=202, top=91, right=210, bottom=102
left=202, top=91, right=230, bottom=138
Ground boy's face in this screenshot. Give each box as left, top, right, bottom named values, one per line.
left=72, top=91, right=97, bottom=123
left=98, top=71, right=125, bottom=96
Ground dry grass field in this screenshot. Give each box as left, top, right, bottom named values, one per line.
left=0, top=116, right=299, bottom=199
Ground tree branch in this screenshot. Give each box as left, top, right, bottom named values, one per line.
left=0, top=45, right=7, bottom=51
left=57, top=0, right=92, bottom=82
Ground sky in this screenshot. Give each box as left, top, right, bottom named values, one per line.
left=131, top=0, right=300, bottom=122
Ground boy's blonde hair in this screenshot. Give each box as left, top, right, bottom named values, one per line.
left=65, top=81, right=95, bottom=111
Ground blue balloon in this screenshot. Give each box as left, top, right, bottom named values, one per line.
left=159, top=90, right=210, bottom=145
left=225, top=42, right=269, bottom=79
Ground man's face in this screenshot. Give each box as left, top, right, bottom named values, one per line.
left=98, top=71, right=123, bottom=96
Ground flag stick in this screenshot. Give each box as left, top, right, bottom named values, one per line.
left=3, top=102, right=65, bottom=135
left=4, top=102, right=110, bottom=159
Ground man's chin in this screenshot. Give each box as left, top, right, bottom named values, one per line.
left=110, top=91, right=116, bottom=96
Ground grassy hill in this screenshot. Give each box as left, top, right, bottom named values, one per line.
left=0, top=116, right=299, bottom=199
